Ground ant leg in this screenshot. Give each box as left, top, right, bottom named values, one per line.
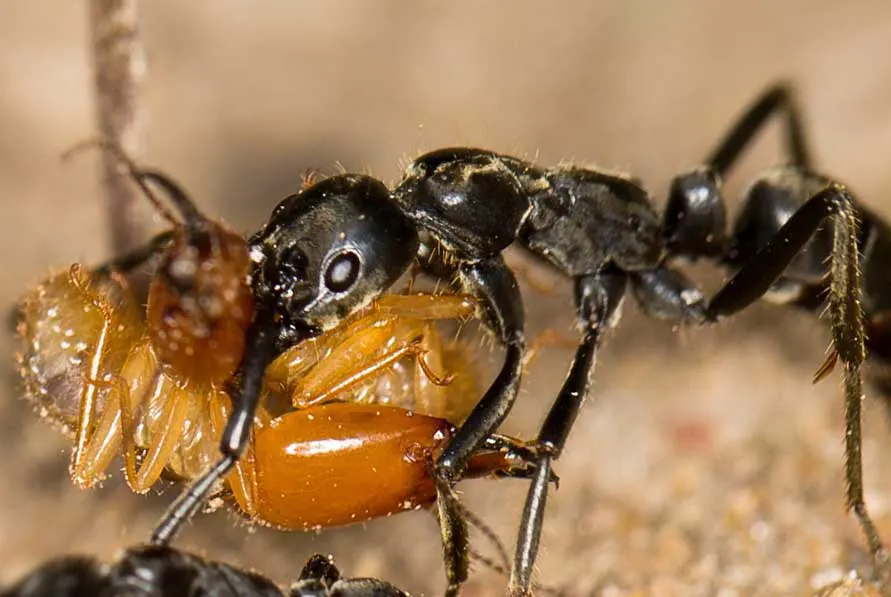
left=628, top=266, right=708, bottom=322
left=409, top=256, right=523, bottom=597
left=707, top=186, right=885, bottom=564
left=150, top=316, right=284, bottom=545
left=707, top=83, right=811, bottom=176
left=434, top=256, right=527, bottom=482
left=509, top=269, right=626, bottom=597
left=469, top=434, right=557, bottom=485
left=666, top=85, right=814, bottom=260
left=707, top=185, right=858, bottom=321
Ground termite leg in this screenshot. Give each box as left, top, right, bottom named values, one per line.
left=127, top=383, right=191, bottom=493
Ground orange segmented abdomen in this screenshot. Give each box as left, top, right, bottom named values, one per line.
left=147, top=224, right=254, bottom=387
left=16, top=266, right=143, bottom=435
left=242, top=403, right=454, bottom=530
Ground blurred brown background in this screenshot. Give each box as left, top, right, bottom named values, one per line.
left=3, top=2, right=891, bottom=596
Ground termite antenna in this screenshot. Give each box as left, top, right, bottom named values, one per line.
left=454, top=497, right=511, bottom=574
left=439, top=481, right=558, bottom=595
left=61, top=138, right=207, bottom=229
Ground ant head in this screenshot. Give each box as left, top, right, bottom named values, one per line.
left=250, top=174, right=420, bottom=340
left=664, top=167, right=727, bottom=260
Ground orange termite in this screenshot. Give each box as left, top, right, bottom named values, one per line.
left=18, top=141, right=256, bottom=494
left=16, top=144, right=541, bottom=527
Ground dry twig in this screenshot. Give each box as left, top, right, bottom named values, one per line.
left=88, top=0, right=146, bottom=253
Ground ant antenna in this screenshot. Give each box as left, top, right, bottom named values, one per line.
left=61, top=138, right=206, bottom=229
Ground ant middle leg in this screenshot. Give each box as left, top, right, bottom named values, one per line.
left=509, top=269, right=626, bottom=597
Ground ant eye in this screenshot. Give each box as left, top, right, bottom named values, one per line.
left=324, top=251, right=361, bottom=293
left=628, top=213, right=643, bottom=232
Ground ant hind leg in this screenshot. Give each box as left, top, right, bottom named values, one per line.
left=706, top=185, right=887, bottom=572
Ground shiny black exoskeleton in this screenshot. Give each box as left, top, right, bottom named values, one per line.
left=0, top=545, right=409, bottom=597
left=120, top=83, right=880, bottom=595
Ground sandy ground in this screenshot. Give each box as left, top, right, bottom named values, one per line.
left=3, top=2, right=891, bottom=596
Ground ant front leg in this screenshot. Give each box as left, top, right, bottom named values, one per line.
left=434, top=256, right=527, bottom=481
left=420, top=255, right=524, bottom=596
left=509, top=269, right=626, bottom=597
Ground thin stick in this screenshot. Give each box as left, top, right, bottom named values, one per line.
left=89, top=0, right=147, bottom=253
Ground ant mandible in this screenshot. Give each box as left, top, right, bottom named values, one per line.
left=1, top=543, right=411, bottom=597
left=133, top=84, right=870, bottom=594
left=17, top=144, right=548, bottom=596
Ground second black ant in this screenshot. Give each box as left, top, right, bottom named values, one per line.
left=0, top=543, right=411, bottom=597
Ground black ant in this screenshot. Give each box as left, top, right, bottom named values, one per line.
left=16, top=143, right=550, bottom=596
left=123, top=81, right=876, bottom=596
left=0, top=544, right=411, bottom=597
